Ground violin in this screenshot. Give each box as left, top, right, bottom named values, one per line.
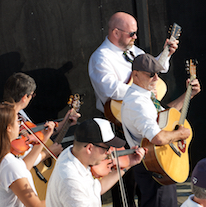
left=10, top=121, right=58, bottom=157
left=91, top=146, right=137, bottom=178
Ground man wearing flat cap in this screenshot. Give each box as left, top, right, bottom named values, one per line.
left=181, top=158, right=206, bottom=207
left=46, top=118, right=146, bottom=207
left=121, top=53, right=201, bottom=207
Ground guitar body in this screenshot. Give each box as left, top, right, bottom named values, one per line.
left=104, top=77, right=167, bottom=125
left=141, top=108, right=193, bottom=185
left=31, top=139, right=55, bottom=200
left=30, top=94, right=82, bottom=200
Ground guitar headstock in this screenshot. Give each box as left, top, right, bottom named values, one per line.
left=185, top=59, right=197, bottom=81
left=168, top=23, right=182, bottom=40
left=67, top=93, right=83, bottom=112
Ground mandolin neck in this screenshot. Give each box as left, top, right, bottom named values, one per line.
left=158, top=36, right=176, bottom=67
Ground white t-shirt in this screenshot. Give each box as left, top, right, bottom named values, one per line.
left=0, top=153, right=37, bottom=207
left=181, top=194, right=202, bottom=207
left=46, top=145, right=102, bottom=207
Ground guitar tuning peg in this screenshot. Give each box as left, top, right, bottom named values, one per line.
left=185, top=60, right=190, bottom=73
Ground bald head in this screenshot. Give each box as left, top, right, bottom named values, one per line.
left=107, top=12, right=138, bottom=50
left=108, top=12, right=137, bottom=33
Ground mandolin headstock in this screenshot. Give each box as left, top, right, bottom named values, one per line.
left=168, top=23, right=182, bottom=41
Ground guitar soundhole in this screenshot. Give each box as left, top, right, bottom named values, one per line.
left=43, top=158, right=52, bottom=168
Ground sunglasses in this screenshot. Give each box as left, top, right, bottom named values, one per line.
left=146, top=72, right=160, bottom=78
left=116, top=28, right=137, bottom=37
left=84, top=143, right=110, bottom=152
left=150, top=72, right=159, bottom=78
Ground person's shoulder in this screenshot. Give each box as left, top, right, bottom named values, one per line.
left=133, top=45, right=145, bottom=56
left=0, top=154, right=26, bottom=180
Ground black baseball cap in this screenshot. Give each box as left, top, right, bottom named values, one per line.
left=191, top=158, right=206, bottom=189
left=74, top=118, right=125, bottom=148
left=132, top=53, right=164, bottom=73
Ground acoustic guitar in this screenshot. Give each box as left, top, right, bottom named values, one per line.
left=31, top=94, right=82, bottom=200
left=141, top=59, right=196, bottom=185
left=104, top=23, right=182, bottom=126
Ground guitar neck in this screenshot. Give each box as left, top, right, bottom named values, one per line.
left=55, top=116, right=71, bottom=144
left=179, top=78, right=194, bottom=125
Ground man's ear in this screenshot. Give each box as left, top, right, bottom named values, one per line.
left=132, top=70, right=138, bottom=77
left=85, top=143, right=93, bottom=155
left=113, top=28, right=120, bottom=39
left=21, top=94, right=28, bottom=103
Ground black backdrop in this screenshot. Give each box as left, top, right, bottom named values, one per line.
left=0, top=0, right=205, bottom=171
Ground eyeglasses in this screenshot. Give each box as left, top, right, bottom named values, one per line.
left=84, top=143, right=110, bottom=152
left=27, top=92, right=36, bottom=98
left=116, top=28, right=137, bottom=37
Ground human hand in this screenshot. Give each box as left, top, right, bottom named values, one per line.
left=177, top=125, right=191, bottom=140
left=42, top=121, right=55, bottom=143
left=186, top=78, right=201, bottom=98
left=164, top=39, right=179, bottom=56
left=64, top=108, right=81, bottom=126
left=128, top=146, right=147, bottom=167
left=48, top=142, right=63, bottom=156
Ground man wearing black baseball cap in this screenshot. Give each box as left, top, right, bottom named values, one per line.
left=46, top=118, right=145, bottom=207
left=181, top=158, right=206, bottom=206
left=121, top=53, right=201, bottom=207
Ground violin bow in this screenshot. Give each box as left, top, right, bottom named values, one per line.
left=113, top=148, right=128, bottom=207
left=21, top=121, right=57, bottom=160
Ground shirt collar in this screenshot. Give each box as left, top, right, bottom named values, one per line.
left=104, top=36, right=135, bottom=56
left=67, top=145, right=91, bottom=177
left=131, top=83, right=152, bottom=99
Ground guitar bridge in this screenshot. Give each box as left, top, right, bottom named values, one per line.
left=33, top=166, right=47, bottom=183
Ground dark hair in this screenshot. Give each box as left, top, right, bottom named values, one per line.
left=3, top=72, right=36, bottom=103
left=0, top=102, right=16, bottom=162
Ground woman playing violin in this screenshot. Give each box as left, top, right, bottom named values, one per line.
left=46, top=118, right=146, bottom=207
left=0, top=102, right=55, bottom=206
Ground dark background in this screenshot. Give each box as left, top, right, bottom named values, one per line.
left=0, top=0, right=205, bottom=171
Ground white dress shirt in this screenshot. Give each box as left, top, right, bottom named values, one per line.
left=121, top=83, right=164, bottom=147
left=88, top=36, right=170, bottom=112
